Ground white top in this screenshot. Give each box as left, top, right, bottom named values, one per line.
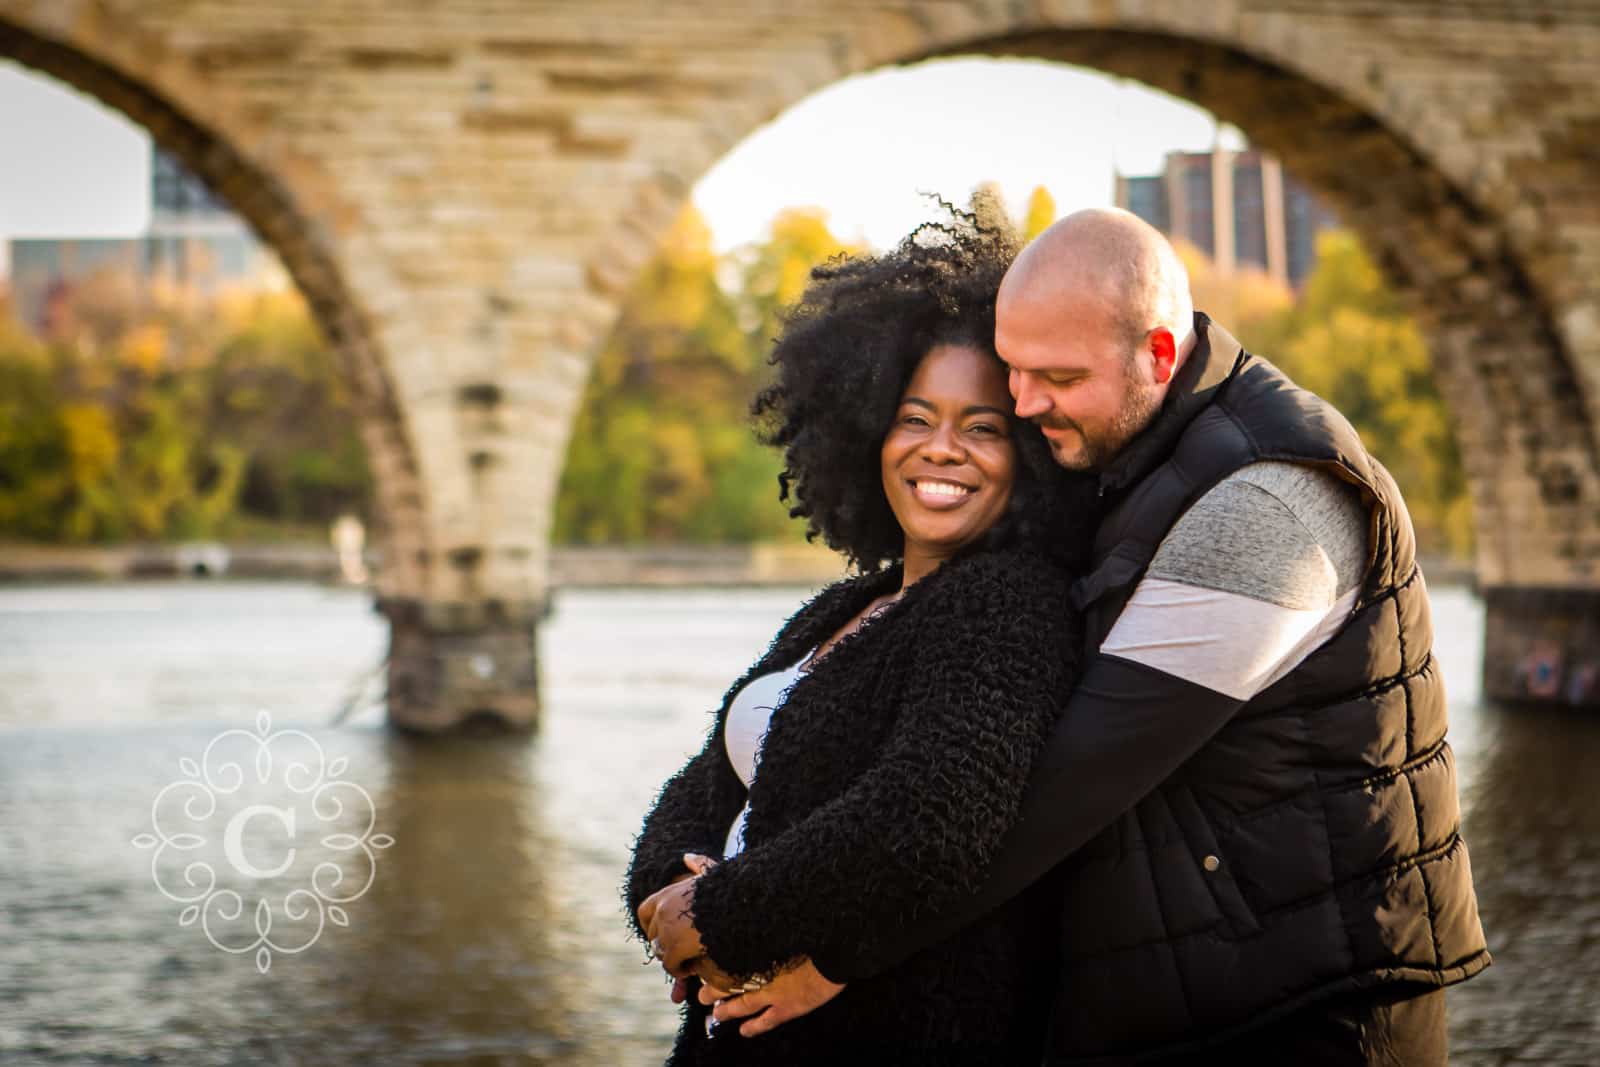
left=721, top=653, right=810, bottom=859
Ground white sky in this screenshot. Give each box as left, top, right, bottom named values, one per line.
left=0, top=61, right=149, bottom=239
left=0, top=55, right=1244, bottom=272
left=696, top=57, right=1243, bottom=250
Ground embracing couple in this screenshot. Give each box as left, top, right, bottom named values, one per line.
left=628, top=206, right=1489, bottom=1066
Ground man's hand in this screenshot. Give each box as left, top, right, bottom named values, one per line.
left=696, top=958, right=846, bottom=1037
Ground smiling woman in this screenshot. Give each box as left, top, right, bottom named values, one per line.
left=624, top=203, right=1100, bottom=1064
left=749, top=196, right=1077, bottom=574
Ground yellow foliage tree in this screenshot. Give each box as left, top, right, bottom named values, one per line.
left=1173, top=239, right=1295, bottom=340
left=1022, top=185, right=1057, bottom=241
left=554, top=204, right=863, bottom=544
left=735, top=207, right=864, bottom=351
left=1214, top=230, right=1473, bottom=558
left=0, top=278, right=370, bottom=543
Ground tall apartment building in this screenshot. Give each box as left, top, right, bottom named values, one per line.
left=8, top=148, right=285, bottom=332
left=1115, top=148, right=1338, bottom=289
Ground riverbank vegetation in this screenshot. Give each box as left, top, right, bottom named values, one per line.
left=0, top=277, right=370, bottom=543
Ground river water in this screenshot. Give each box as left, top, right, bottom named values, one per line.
left=0, top=581, right=1594, bottom=1065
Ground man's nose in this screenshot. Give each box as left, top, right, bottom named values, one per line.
left=1013, top=374, right=1050, bottom=420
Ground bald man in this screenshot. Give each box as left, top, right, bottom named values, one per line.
left=673, top=209, right=1489, bottom=1063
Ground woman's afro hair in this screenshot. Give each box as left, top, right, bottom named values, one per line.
left=753, top=197, right=1082, bottom=572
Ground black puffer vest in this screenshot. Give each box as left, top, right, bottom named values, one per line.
left=1048, top=315, right=1491, bottom=1062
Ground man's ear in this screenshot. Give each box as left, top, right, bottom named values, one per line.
left=1148, top=327, right=1178, bottom=385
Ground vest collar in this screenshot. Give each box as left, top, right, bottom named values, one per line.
left=1096, top=312, right=1245, bottom=497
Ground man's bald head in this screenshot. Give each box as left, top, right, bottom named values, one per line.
left=995, top=208, right=1197, bottom=471
left=999, top=207, right=1194, bottom=357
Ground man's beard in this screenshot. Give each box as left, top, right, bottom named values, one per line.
left=1040, top=379, right=1162, bottom=472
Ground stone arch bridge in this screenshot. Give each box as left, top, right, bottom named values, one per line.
left=3, top=0, right=1597, bottom=727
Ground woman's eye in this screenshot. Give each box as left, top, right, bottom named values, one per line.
left=966, top=423, right=1000, bottom=436
left=901, top=413, right=930, bottom=427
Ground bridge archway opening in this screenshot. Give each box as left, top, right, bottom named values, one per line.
left=0, top=17, right=426, bottom=607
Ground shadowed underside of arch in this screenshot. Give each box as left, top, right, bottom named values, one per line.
left=0, top=15, right=429, bottom=605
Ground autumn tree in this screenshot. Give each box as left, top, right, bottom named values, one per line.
left=553, top=205, right=863, bottom=544
left=1022, top=185, right=1057, bottom=240
left=731, top=207, right=862, bottom=355
left=1244, top=231, right=1472, bottom=557
left=0, top=276, right=370, bottom=543
left=1179, top=231, right=1471, bottom=558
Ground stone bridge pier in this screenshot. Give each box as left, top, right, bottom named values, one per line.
left=2, top=0, right=1597, bottom=727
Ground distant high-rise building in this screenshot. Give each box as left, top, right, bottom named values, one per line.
left=1115, top=148, right=1338, bottom=289
left=8, top=148, right=285, bottom=333
left=151, top=148, right=232, bottom=217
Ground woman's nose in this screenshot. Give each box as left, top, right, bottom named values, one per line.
left=921, top=422, right=964, bottom=463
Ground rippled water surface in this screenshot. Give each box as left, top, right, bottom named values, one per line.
left=0, top=581, right=1596, bottom=1065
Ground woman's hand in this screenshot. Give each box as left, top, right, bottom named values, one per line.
left=637, top=853, right=716, bottom=938
left=696, top=958, right=846, bottom=1037
left=639, top=876, right=705, bottom=976
left=639, top=853, right=719, bottom=997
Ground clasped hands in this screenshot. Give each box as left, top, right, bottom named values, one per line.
left=636, top=852, right=846, bottom=1037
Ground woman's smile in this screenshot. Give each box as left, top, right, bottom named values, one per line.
left=908, top=477, right=977, bottom=509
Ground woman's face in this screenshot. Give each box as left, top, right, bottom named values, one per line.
left=880, top=343, right=1018, bottom=560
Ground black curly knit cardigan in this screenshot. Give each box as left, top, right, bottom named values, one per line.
left=625, top=546, right=1080, bottom=1065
